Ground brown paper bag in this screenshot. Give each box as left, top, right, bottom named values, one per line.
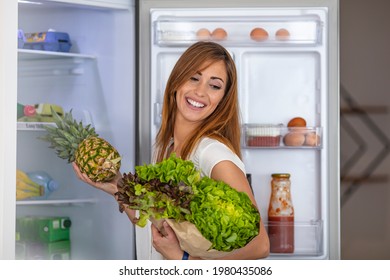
left=151, top=218, right=237, bottom=259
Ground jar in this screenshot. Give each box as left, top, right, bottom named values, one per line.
left=268, top=173, right=294, bottom=253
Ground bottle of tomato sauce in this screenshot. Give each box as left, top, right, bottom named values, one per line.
left=268, top=173, right=294, bottom=253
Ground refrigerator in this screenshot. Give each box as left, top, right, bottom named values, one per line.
left=0, top=0, right=339, bottom=260
left=135, top=0, right=340, bottom=260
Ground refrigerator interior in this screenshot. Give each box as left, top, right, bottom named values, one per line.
left=16, top=0, right=135, bottom=260
left=148, top=7, right=330, bottom=259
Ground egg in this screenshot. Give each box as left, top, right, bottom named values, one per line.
left=275, top=28, right=290, bottom=41
left=211, top=28, right=227, bottom=41
left=196, top=28, right=211, bottom=40
left=283, top=132, right=305, bottom=146
left=304, top=132, right=321, bottom=146
left=250, top=27, right=269, bottom=41
left=287, top=117, right=307, bottom=127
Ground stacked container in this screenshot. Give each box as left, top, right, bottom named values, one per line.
left=15, top=216, right=71, bottom=259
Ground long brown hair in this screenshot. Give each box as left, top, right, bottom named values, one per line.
left=155, top=41, right=241, bottom=162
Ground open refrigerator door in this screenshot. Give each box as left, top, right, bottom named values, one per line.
left=136, top=0, right=339, bottom=260
left=11, top=0, right=136, bottom=260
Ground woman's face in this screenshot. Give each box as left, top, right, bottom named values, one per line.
left=175, top=60, right=227, bottom=126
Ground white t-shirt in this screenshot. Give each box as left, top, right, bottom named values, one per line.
left=135, top=137, right=246, bottom=260
left=189, top=137, right=246, bottom=177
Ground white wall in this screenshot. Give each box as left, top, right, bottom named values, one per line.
left=340, top=0, right=390, bottom=259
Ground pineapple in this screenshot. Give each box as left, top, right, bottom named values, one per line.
left=41, top=108, right=121, bottom=182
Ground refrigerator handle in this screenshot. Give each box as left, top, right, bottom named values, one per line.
left=154, top=102, right=162, bottom=126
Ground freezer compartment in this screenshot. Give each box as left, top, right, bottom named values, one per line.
left=243, top=124, right=322, bottom=148
left=154, top=15, right=322, bottom=47
left=265, top=220, right=323, bottom=257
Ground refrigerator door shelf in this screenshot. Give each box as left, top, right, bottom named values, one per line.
left=242, top=124, right=322, bottom=149
left=265, top=219, right=323, bottom=258
left=154, top=15, right=322, bottom=47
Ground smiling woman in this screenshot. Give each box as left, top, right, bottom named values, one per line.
left=72, top=41, right=270, bottom=260
left=148, top=41, right=270, bottom=260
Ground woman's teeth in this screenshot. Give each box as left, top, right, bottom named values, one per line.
left=187, top=98, right=205, bottom=108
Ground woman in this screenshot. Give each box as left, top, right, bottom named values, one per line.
left=73, top=41, right=269, bottom=260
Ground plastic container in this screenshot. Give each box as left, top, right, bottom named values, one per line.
left=16, top=216, right=71, bottom=259
left=22, top=30, right=72, bottom=52
left=37, top=217, right=72, bottom=242
left=16, top=216, right=71, bottom=242
left=243, top=124, right=283, bottom=147
left=26, top=171, right=60, bottom=199
left=17, top=29, right=25, bottom=48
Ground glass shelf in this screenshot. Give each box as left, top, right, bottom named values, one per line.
left=17, top=109, right=93, bottom=130
left=18, top=49, right=96, bottom=60
left=17, top=122, right=54, bottom=131
left=18, top=49, right=96, bottom=77
left=16, top=198, right=97, bottom=206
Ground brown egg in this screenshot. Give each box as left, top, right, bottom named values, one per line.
left=283, top=132, right=306, bottom=146
left=250, top=27, right=269, bottom=41
left=287, top=117, right=307, bottom=127
left=211, top=28, right=227, bottom=41
left=196, top=28, right=211, bottom=40
left=275, top=28, right=290, bottom=41
left=304, top=132, right=321, bottom=146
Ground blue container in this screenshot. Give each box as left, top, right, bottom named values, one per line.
left=23, top=31, right=72, bottom=52
left=26, top=171, right=60, bottom=199
left=17, top=29, right=25, bottom=48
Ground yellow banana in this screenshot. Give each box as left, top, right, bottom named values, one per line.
left=16, top=189, right=40, bottom=200
left=16, top=178, right=43, bottom=195
left=16, top=169, right=41, bottom=189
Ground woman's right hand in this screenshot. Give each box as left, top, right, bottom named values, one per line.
left=72, top=162, right=140, bottom=225
left=71, top=162, right=120, bottom=196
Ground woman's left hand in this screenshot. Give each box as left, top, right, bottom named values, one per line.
left=151, top=221, right=184, bottom=260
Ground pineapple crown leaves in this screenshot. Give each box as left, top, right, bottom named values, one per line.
left=40, top=107, right=98, bottom=162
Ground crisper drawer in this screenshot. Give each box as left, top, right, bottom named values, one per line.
left=264, top=220, right=323, bottom=258
left=153, top=15, right=322, bottom=47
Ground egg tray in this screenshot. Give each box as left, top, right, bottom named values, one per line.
left=154, top=15, right=322, bottom=47
left=243, top=124, right=322, bottom=148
